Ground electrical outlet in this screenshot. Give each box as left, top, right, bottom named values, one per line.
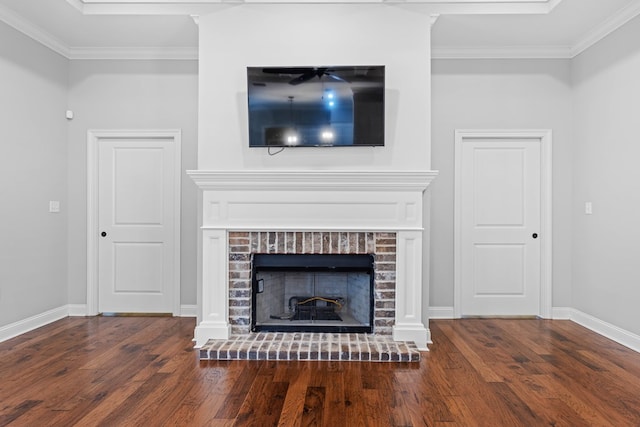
left=585, top=202, right=593, bottom=215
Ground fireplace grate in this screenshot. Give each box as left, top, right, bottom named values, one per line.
left=293, top=308, right=342, bottom=321
left=267, top=296, right=346, bottom=322
left=289, top=296, right=344, bottom=321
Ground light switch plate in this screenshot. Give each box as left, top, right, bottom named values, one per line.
left=49, top=201, right=60, bottom=213
left=585, top=202, right=593, bottom=215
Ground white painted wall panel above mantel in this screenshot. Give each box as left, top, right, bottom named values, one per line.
left=187, top=170, right=438, bottom=231
left=197, top=5, right=432, bottom=171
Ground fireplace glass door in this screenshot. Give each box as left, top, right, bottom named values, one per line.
left=251, top=254, right=374, bottom=333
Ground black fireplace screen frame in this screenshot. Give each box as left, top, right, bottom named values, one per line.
left=251, top=253, right=375, bottom=333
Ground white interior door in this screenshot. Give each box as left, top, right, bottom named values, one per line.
left=97, top=135, right=179, bottom=314
left=456, top=134, right=542, bottom=317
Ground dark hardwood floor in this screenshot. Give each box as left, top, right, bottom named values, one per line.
left=1, top=316, right=640, bottom=426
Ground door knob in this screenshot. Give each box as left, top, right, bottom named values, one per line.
left=532, top=233, right=538, bottom=239
left=101, top=231, right=107, bottom=237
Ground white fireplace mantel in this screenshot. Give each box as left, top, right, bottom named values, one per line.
left=188, top=170, right=437, bottom=192
left=188, top=169, right=438, bottom=350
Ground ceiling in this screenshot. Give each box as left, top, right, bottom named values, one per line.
left=1, top=0, right=639, bottom=60
left=432, top=0, right=640, bottom=58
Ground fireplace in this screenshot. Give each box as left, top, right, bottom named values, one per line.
left=228, top=231, right=396, bottom=336
left=252, top=253, right=375, bottom=333
left=188, top=170, right=437, bottom=350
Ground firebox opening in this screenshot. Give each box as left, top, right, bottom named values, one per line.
left=251, top=254, right=374, bottom=333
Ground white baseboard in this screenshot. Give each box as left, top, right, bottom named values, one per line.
left=68, top=304, right=88, bottom=316
left=427, top=306, right=579, bottom=321
left=552, top=306, right=572, bottom=319
left=426, top=307, right=575, bottom=320
left=429, top=306, right=455, bottom=319
left=569, top=308, right=640, bottom=353
left=1, top=303, right=197, bottom=344
left=426, top=306, right=639, bottom=354
left=0, top=305, right=69, bottom=343
left=4, top=305, right=638, bottom=355
left=70, top=303, right=196, bottom=317
left=180, top=304, right=197, bottom=317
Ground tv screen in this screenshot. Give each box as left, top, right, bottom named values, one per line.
left=247, top=66, right=384, bottom=147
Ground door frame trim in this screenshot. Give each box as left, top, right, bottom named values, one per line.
left=86, top=129, right=182, bottom=316
left=453, top=129, right=552, bottom=319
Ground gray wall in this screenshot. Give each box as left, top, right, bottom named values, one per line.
left=430, top=58, right=574, bottom=310
left=3, top=11, right=640, bottom=341
left=67, top=60, right=199, bottom=307
left=572, top=15, right=640, bottom=336
left=0, top=22, right=69, bottom=326
left=0, top=48, right=199, bottom=329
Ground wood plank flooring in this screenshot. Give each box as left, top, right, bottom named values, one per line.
left=1, top=316, right=640, bottom=426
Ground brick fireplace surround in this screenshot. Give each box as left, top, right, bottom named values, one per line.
left=188, top=170, right=437, bottom=359
left=228, top=231, right=396, bottom=335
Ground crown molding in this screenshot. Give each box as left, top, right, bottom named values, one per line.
left=76, top=0, right=551, bottom=2
left=69, top=46, right=198, bottom=60
left=65, top=0, right=86, bottom=13
left=571, top=0, right=640, bottom=58
left=66, top=0, right=559, bottom=15
left=3, top=0, right=639, bottom=61
left=0, top=3, right=70, bottom=58
left=431, top=45, right=573, bottom=59
left=546, top=0, right=562, bottom=12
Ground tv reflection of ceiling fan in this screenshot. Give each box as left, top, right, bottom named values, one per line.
left=262, top=67, right=348, bottom=85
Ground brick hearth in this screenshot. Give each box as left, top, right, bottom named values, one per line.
left=199, top=332, right=420, bottom=362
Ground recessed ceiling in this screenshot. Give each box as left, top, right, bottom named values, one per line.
left=0, top=0, right=198, bottom=58
left=431, top=0, right=640, bottom=58
left=0, top=0, right=639, bottom=59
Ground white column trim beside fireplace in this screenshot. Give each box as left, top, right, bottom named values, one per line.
left=189, top=170, right=437, bottom=350
left=394, top=230, right=429, bottom=349
left=194, top=229, right=231, bottom=346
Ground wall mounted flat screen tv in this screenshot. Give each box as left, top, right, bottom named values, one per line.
left=247, top=66, right=384, bottom=147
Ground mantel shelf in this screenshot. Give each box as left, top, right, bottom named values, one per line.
left=187, top=170, right=438, bottom=192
